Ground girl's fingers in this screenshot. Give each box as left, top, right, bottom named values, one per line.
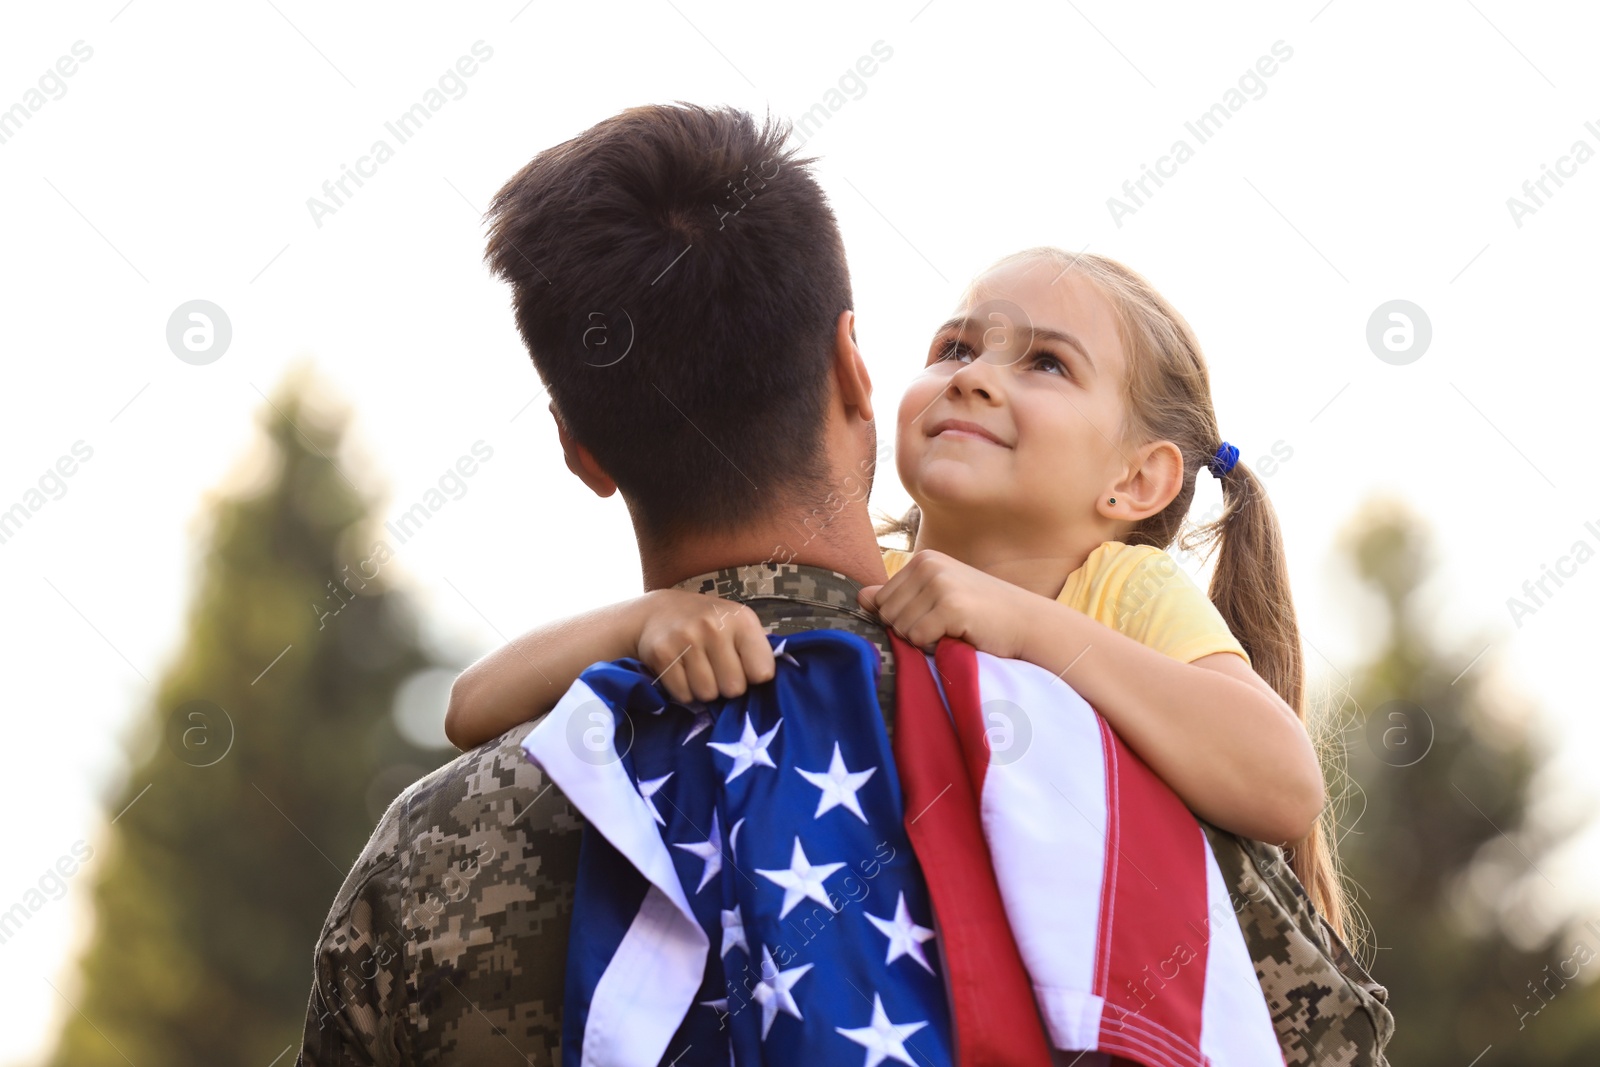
left=869, top=572, right=920, bottom=629
left=857, top=584, right=883, bottom=611
left=734, top=622, right=777, bottom=686
left=655, top=659, right=693, bottom=705
left=680, top=645, right=722, bottom=703
left=893, top=587, right=949, bottom=651
left=707, top=632, right=750, bottom=698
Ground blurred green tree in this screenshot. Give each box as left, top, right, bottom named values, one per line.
left=47, top=364, right=456, bottom=1066
left=1330, top=496, right=1600, bottom=1064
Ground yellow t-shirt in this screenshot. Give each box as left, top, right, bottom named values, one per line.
left=879, top=541, right=1250, bottom=666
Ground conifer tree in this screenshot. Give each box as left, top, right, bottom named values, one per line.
left=1331, top=497, right=1600, bottom=1063
left=48, top=364, right=456, bottom=1066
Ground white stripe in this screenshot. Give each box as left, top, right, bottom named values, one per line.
left=972, top=654, right=1109, bottom=1049
left=586, top=886, right=710, bottom=1067
left=523, top=680, right=708, bottom=1067
left=1197, top=842, right=1283, bottom=1063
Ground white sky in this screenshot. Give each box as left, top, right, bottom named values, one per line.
left=3, top=1, right=1598, bottom=1060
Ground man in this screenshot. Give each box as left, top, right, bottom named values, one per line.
left=296, top=103, right=907, bottom=1065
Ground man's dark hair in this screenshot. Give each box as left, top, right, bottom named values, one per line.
left=483, top=103, right=853, bottom=539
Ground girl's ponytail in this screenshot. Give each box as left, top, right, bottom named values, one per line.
left=1191, top=457, right=1302, bottom=716
left=1181, top=458, right=1350, bottom=942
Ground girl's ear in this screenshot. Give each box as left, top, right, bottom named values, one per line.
left=1101, top=439, right=1184, bottom=521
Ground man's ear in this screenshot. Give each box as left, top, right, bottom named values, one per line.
left=832, top=309, right=873, bottom=423
left=551, top=405, right=618, bottom=498
left=1100, top=439, right=1183, bottom=521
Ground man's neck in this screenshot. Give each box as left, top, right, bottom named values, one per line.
left=638, top=500, right=890, bottom=591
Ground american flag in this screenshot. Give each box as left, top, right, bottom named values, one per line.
left=523, top=628, right=1283, bottom=1067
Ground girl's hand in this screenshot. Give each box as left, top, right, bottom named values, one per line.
left=858, top=550, right=1033, bottom=657
left=633, top=589, right=776, bottom=704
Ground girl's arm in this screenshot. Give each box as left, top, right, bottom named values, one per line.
left=860, top=550, right=1324, bottom=846
left=444, top=589, right=776, bottom=750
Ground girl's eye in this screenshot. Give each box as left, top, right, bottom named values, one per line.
left=932, top=338, right=976, bottom=364
left=930, top=340, right=1071, bottom=377
left=1031, top=351, right=1069, bottom=377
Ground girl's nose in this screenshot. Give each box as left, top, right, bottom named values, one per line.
left=947, top=357, right=999, bottom=402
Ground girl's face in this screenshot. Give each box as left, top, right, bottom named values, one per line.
left=896, top=258, right=1133, bottom=541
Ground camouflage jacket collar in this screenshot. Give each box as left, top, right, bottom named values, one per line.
left=671, top=561, right=880, bottom=628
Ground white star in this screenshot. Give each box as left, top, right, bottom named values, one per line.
left=720, top=904, right=748, bottom=959
left=773, top=638, right=800, bottom=667
left=637, top=772, right=673, bottom=826
left=707, top=713, right=782, bottom=782
left=865, top=891, right=937, bottom=974
left=751, top=944, right=812, bottom=1038
left=729, top=817, right=745, bottom=862
left=700, top=996, right=729, bottom=1013
left=672, top=809, right=722, bottom=894
left=755, top=837, right=846, bottom=919
left=795, top=742, right=877, bottom=823
left=681, top=704, right=714, bottom=744
left=834, top=994, right=927, bottom=1067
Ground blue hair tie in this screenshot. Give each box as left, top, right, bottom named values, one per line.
left=1208, top=441, right=1239, bottom=479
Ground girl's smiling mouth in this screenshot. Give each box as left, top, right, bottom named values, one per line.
left=927, top=418, right=1011, bottom=447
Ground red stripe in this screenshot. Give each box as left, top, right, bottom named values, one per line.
left=1092, top=717, right=1210, bottom=1058
left=888, top=633, right=1053, bottom=1067
left=1094, top=717, right=1121, bottom=997
left=932, top=638, right=995, bottom=797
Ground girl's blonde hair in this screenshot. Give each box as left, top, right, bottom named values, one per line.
left=880, top=246, right=1353, bottom=940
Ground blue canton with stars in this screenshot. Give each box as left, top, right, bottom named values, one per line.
left=560, top=629, right=954, bottom=1067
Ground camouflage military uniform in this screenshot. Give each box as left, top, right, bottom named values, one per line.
left=294, top=563, right=896, bottom=1066
left=295, top=561, right=1392, bottom=1065
left=1201, top=825, right=1395, bottom=1064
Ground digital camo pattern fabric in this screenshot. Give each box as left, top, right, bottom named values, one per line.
left=295, top=563, right=897, bottom=1066
left=296, top=717, right=584, bottom=1065
left=1202, top=823, right=1396, bottom=1066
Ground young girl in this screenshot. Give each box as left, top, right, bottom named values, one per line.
left=446, top=246, right=1350, bottom=939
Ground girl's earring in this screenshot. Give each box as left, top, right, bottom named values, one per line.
left=1108, top=497, right=1117, bottom=505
